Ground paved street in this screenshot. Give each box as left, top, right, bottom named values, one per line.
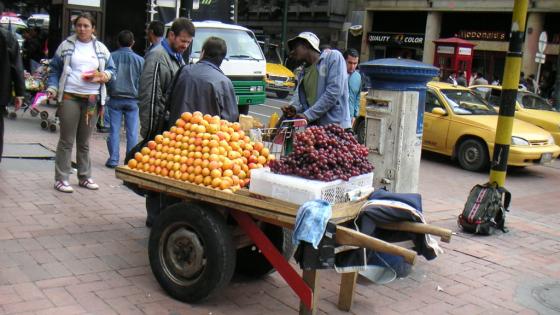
left=1, top=105, right=559, bottom=315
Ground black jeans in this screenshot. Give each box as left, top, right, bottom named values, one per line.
left=0, top=107, right=5, bottom=163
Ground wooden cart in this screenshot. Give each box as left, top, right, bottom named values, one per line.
left=116, top=166, right=452, bottom=314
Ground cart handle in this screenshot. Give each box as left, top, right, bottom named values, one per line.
left=335, top=226, right=417, bottom=265
left=377, top=222, right=453, bottom=243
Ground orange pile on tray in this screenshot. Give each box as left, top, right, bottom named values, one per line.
left=127, top=111, right=274, bottom=192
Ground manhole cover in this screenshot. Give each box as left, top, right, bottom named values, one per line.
left=532, top=283, right=560, bottom=312
left=2, top=143, right=55, bottom=159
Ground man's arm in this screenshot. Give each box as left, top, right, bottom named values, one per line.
left=138, top=55, right=162, bottom=139
left=302, top=51, right=345, bottom=121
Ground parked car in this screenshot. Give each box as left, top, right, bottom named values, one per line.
left=353, top=82, right=560, bottom=171
left=470, top=84, right=560, bottom=145
left=260, top=42, right=295, bottom=99
left=26, top=13, right=49, bottom=31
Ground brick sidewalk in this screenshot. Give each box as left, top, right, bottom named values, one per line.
left=1, top=115, right=559, bottom=314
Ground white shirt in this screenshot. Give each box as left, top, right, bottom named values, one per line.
left=64, top=40, right=100, bottom=95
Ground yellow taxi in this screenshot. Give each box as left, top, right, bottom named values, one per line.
left=353, top=82, right=560, bottom=171
left=470, top=84, right=560, bottom=145
left=261, top=42, right=295, bottom=99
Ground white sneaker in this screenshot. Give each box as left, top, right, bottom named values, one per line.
left=79, top=178, right=99, bottom=190
left=54, top=180, right=74, bottom=193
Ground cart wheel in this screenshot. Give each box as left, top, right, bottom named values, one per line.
left=149, top=202, right=236, bottom=303
left=30, top=108, right=39, bottom=117
left=40, top=111, right=49, bottom=120
left=49, top=121, right=57, bottom=132
left=40, top=119, right=49, bottom=129
left=8, top=112, right=17, bottom=120
left=235, top=224, right=294, bottom=278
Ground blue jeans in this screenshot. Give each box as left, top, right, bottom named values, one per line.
left=106, top=98, right=139, bottom=166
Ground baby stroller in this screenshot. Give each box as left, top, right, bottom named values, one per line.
left=8, top=59, right=58, bottom=132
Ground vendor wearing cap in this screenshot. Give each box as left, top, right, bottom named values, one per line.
left=281, top=32, right=351, bottom=130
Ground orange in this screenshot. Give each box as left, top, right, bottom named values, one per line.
left=210, top=169, right=222, bottom=178
left=211, top=177, right=222, bottom=188
left=160, top=168, right=168, bottom=177
left=174, top=171, right=182, bottom=180
left=176, top=118, right=186, bottom=128
left=257, top=156, right=267, bottom=165
left=134, top=152, right=143, bottom=162
left=194, top=165, right=202, bottom=175
left=203, top=176, right=212, bottom=186
left=219, top=179, right=231, bottom=190
left=194, top=174, right=204, bottom=185
left=128, top=159, right=138, bottom=169
left=147, top=140, right=157, bottom=150
left=170, top=126, right=177, bottom=134
left=154, top=134, right=164, bottom=144
left=155, top=166, right=162, bottom=175
left=141, top=155, right=150, bottom=164
left=223, top=169, right=233, bottom=177
left=181, top=172, right=189, bottom=181
left=181, top=112, right=193, bottom=121
left=202, top=167, right=210, bottom=177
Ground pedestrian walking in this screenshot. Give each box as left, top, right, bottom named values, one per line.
left=281, top=32, right=351, bottom=130
left=105, top=30, right=144, bottom=169
left=0, top=27, right=25, bottom=163
left=138, top=17, right=195, bottom=227
left=343, top=48, right=361, bottom=125
left=47, top=12, right=116, bottom=193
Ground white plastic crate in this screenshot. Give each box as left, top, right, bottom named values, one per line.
left=249, top=168, right=374, bottom=205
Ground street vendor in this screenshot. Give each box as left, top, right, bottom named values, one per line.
left=281, top=32, right=351, bottom=130
left=168, top=36, right=238, bottom=124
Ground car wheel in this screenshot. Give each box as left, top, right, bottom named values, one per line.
left=457, top=139, right=489, bottom=171
left=275, top=91, right=289, bottom=99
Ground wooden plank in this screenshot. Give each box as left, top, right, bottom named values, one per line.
left=299, top=269, right=319, bottom=315
left=116, top=166, right=364, bottom=222
left=377, top=222, right=453, bottom=243
left=335, top=226, right=417, bottom=265
left=338, top=272, right=358, bottom=311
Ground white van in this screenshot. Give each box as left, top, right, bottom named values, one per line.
left=165, top=21, right=266, bottom=113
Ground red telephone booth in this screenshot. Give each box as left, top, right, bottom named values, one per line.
left=433, top=37, right=476, bottom=83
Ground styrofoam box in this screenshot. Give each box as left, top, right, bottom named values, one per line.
left=249, top=167, right=374, bottom=205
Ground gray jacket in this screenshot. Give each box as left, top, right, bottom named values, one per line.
left=47, top=34, right=115, bottom=105
left=138, top=44, right=183, bottom=139
left=168, top=60, right=238, bottom=124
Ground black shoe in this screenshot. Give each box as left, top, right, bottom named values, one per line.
left=97, top=126, right=110, bottom=133
left=145, top=219, right=153, bottom=228
left=105, top=163, right=117, bottom=169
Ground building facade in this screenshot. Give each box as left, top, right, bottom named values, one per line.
left=356, top=0, right=559, bottom=86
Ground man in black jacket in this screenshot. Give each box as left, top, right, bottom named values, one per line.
left=0, top=27, right=25, bottom=162
left=168, top=36, right=238, bottom=124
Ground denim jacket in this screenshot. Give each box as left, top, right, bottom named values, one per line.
left=290, top=49, right=351, bottom=129
left=47, top=34, right=116, bottom=105
left=108, top=47, right=144, bottom=99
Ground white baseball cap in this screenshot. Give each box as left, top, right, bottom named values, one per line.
left=287, top=32, right=321, bottom=54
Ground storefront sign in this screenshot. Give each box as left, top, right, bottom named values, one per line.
left=457, top=30, right=507, bottom=41
left=458, top=47, right=472, bottom=56
left=436, top=46, right=455, bottom=54
left=367, top=32, right=424, bottom=47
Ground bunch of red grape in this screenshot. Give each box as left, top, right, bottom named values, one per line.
left=269, top=124, right=374, bottom=181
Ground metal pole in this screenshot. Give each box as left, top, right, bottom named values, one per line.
left=535, top=62, right=542, bottom=90
left=488, top=0, right=528, bottom=186
left=281, top=0, right=289, bottom=60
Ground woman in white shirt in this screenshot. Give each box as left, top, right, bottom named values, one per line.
left=47, top=12, right=116, bottom=193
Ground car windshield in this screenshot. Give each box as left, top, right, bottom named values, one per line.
left=441, top=89, right=497, bottom=115
left=262, top=44, right=282, bottom=64
left=517, top=92, right=554, bottom=111
left=191, top=28, right=264, bottom=61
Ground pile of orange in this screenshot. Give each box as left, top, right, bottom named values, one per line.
left=127, top=111, right=274, bottom=192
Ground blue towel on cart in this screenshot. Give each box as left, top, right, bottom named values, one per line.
left=292, top=200, right=332, bottom=249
